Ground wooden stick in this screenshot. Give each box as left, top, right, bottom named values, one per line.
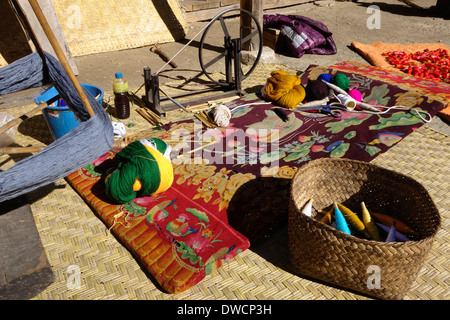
left=111, top=135, right=130, bottom=149
left=129, top=93, right=164, bottom=126
left=136, top=108, right=159, bottom=126
left=0, top=95, right=59, bottom=136
left=152, top=43, right=177, bottom=68
left=27, top=0, right=95, bottom=117
left=0, top=146, right=46, bottom=155
left=142, top=107, right=161, bottom=124
left=175, top=137, right=218, bottom=161
left=195, top=112, right=215, bottom=128
left=165, top=139, right=208, bottom=144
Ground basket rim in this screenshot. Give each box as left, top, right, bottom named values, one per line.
left=291, top=158, right=427, bottom=184
left=289, top=158, right=441, bottom=244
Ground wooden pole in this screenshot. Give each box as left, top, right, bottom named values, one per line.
left=27, top=0, right=95, bottom=117
left=13, top=0, right=79, bottom=74
left=240, top=0, right=263, bottom=51
left=0, top=146, right=46, bottom=155
left=0, top=95, right=59, bottom=136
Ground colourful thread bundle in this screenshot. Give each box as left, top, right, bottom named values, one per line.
left=105, top=138, right=173, bottom=204
left=348, top=89, right=362, bottom=102
left=304, top=79, right=329, bottom=102
left=319, top=73, right=362, bottom=102
left=317, top=73, right=331, bottom=82
left=336, top=93, right=356, bottom=110
left=333, top=202, right=351, bottom=235
left=263, top=70, right=306, bottom=109
left=330, top=73, right=350, bottom=91
left=361, top=201, right=381, bottom=241
left=301, top=199, right=313, bottom=217
left=316, top=201, right=413, bottom=242
left=262, top=70, right=368, bottom=113
left=210, top=104, right=232, bottom=127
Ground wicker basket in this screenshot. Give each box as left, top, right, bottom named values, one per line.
left=288, top=158, right=441, bottom=300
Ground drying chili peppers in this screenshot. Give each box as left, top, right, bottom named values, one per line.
left=382, top=48, right=449, bottom=83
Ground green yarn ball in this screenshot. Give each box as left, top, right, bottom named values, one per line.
left=105, top=138, right=171, bottom=204
left=331, top=73, right=350, bottom=91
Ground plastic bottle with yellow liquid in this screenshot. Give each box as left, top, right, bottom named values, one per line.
left=112, top=72, right=130, bottom=119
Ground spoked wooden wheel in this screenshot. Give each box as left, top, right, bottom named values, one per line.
left=198, top=8, right=263, bottom=87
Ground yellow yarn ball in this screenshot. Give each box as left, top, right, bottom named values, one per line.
left=263, top=70, right=305, bottom=109
left=104, top=138, right=174, bottom=204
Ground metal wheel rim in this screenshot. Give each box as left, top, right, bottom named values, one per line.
left=198, top=8, right=263, bottom=87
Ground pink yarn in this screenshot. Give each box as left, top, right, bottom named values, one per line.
left=348, top=89, right=362, bottom=102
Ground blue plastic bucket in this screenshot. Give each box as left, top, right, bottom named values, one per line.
left=36, top=84, right=104, bottom=140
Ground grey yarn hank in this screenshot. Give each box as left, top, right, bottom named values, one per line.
left=0, top=52, right=114, bottom=203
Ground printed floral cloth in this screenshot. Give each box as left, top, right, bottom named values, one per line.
left=165, top=62, right=444, bottom=239
left=66, top=62, right=445, bottom=293
left=67, top=149, right=250, bottom=294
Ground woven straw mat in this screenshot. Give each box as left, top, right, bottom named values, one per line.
left=0, top=63, right=448, bottom=300
left=0, top=1, right=33, bottom=68
left=50, top=0, right=187, bottom=57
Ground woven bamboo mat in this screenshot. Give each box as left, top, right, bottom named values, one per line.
left=371, top=127, right=449, bottom=300
left=0, top=1, right=33, bottom=68
left=1, top=63, right=448, bottom=300
left=50, top=0, right=187, bottom=57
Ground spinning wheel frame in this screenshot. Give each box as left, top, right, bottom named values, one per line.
left=198, top=8, right=263, bottom=87
left=143, top=8, right=263, bottom=116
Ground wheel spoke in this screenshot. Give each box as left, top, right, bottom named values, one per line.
left=199, top=8, right=263, bottom=86
left=241, top=29, right=260, bottom=45
left=219, top=16, right=230, bottom=39
left=203, top=50, right=227, bottom=69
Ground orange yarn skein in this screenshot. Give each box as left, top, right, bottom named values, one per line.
left=263, top=70, right=306, bottom=109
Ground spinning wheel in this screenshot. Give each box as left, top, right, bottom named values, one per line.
left=198, top=8, right=263, bottom=87
left=142, top=8, right=263, bottom=116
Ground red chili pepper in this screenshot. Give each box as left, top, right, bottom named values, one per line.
left=384, top=48, right=450, bottom=82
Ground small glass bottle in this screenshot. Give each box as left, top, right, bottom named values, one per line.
left=112, top=72, right=130, bottom=119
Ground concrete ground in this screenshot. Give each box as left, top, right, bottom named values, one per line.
left=83, top=0, right=450, bottom=134
left=1, top=0, right=449, bottom=130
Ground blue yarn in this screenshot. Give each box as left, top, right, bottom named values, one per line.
left=317, top=73, right=331, bottom=82
left=0, top=52, right=114, bottom=203
left=0, top=52, right=99, bottom=121
left=0, top=53, right=48, bottom=95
